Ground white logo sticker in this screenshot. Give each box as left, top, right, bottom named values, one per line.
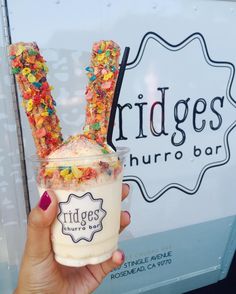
left=57, top=193, right=107, bottom=243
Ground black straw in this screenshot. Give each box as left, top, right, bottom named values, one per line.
left=107, top=47, right=130, bottom=150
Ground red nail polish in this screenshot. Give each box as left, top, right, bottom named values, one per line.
left=39, top=191, right=51, bottom=211
left=121, top=251, right=125, bottom=262
left=124, top=183, right=130, bottom=190
left=125, top=210, right=131, bottom=220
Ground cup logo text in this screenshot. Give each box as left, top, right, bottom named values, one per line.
left=58, top=193, right=107, bottom=243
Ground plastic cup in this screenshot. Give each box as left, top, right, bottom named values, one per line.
left=30, top=147, right=129, bottom=267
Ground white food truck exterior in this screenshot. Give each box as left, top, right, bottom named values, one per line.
left=1, top=0, right=236, bottom=293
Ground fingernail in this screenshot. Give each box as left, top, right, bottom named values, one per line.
left=118, top=250, right=125, bottom=262
left=39, top=191, right=51, bottom=211
left=125, top=210, right=131, bottom=220
left=120, top=251, right=125, bottom=262
left=124, top=183, right=130, bottom=191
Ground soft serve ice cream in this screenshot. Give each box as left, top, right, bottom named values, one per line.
left=37, top=135, right=122, bottom=189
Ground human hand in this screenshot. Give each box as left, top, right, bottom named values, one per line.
left=15, top=184, right=130, bottom=294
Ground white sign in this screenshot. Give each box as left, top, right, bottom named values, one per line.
left=116, top=32, right=236, bottom=201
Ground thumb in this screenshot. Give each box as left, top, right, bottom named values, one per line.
left=24, top=190, right=58, bottom=263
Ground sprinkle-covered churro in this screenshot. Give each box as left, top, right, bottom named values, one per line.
left=83, top=40, right=120, bottom=146
left=9, top=42, right=63, bottom=158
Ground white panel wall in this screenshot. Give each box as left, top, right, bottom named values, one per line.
left=6, top=0, right=236, bottom=236
left=1, top=0, right=236, bottom=293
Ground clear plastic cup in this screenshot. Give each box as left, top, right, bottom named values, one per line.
left=30, top=147, right=129, bottom=267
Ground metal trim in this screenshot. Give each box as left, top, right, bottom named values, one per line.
left=1, top=0, right=31, bottom=215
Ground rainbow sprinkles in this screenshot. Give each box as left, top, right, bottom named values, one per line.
left=9, top=40, right=122, bottom=187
